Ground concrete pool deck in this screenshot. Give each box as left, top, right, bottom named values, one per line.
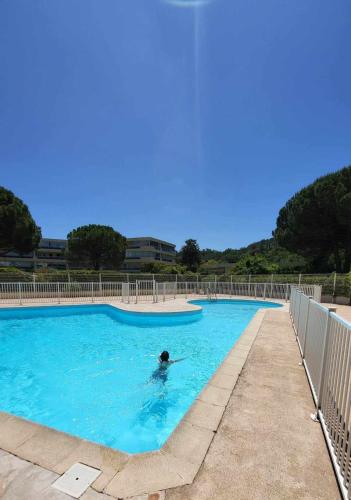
left=0, top=297, right=341, bottom=499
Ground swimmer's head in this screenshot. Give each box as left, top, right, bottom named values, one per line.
left=159, top=351, right=170, bottom=362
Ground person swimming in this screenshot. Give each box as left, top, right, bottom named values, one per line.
left=150, top=351, right=186, bottom=384
left=158, top=350, right=186, bottom=368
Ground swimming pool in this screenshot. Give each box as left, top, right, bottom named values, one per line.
left=0, top=299, right=281, bottom=453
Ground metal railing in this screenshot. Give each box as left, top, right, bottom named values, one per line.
left=290, top=287, right=351, bottom=499
left=0, top=281, right=322, bottom=305
left=1, top=270, right=349, bottom=299
left=0, top=282, right=124, bottom=305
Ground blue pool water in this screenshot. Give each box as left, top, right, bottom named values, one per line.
left=0, top=300, right=281, bottom=453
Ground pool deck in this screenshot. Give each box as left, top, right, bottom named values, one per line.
left=0, top=297, right=342, bottom=499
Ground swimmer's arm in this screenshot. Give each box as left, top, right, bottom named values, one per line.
left=170, top=357, right=187, bottom=364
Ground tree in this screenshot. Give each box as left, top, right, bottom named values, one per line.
left=345, top=272, right=351, bottom=305
left=198, top=259, right=225, bottom=275
left=231, top=254, right=278, bottom=275
left=0, top=186, right=41, bottom=253
left=141, top=262, right=188, bottom=274
left=180, top=239, right=201, bottom=272
left=201, top=248, right=223, bottom=261
left=66, top=225, right=126, bottom=270
left=265, top=247, right=307, bottom=273
left=274, top=166, right=351, bottom=272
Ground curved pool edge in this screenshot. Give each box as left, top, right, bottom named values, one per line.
left=0, top=304, right=271, bottom=497
left=107, top=300, right=203, bottom=315
left=108, top=296, right=286, bottom=316
left=188, top=298, right=283, bottom=308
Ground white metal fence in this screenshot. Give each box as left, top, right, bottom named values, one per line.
left=0, top=282, right=124, bottom=305
left=290, top=287, right=351, bottom=499
left=0, top=281, right=321, bottom=305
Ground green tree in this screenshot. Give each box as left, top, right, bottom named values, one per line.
left=201, top=248, right=223, bottom=261
left=345, top=272, right=351, bottom=305
left=0, top=186, right=41, bottom=253
left=274, top=166, right=351, bottom=272
left=265, top=247, right=307, bottom=273
left=141, top=262, right=188, bottom=274
left=66, top=224, right=126, bottom=271
left=222, top=248, right=241, bottom=263
left=231, top=254, right=278, bottom=275
left=180, top=239, right=201, bottom=272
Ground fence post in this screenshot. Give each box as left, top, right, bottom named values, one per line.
left=295, top=291, right=302, bottom=337
left=33, top=273, right=36, bottom=296
left=174, top=281, right=176, bottom=299
left=153, top=280, right=156, bottom=303
left=99, top=273, right=102, bottom=297
left=57, top=282, right=60, bottom=304
left=230, top=275, right=233, bottom=297
left=311, top=309, right=334, bottom=421
left=332, top=272, right=337, bottom=302
left=301, top=296, right=312, bottom=357
left=135, top=281, right=138, bottom=304
left=163, top=283, right=165, bottom=302
left=91, top=282, right=94, bottom=303
left=127, top=283, right=130, bottom=304
left=248, top=274, right=251, bottom=296
left=18, top=282, right=22, bottom=306
left=270, top=274, right=274, bottom=297
left=313, top=285, right=322, bottom=303
left=298, top=273, right=302, bottom=286
left=185, top=282, right=188, bottom=299
left=263, top=283, right=266, bottom=300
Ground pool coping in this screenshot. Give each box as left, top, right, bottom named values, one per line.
left=0, top=298, right=286, bottom=498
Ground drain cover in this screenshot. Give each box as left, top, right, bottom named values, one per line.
left=52, top=463, right=101, bottom=498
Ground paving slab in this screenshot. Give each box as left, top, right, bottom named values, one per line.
left=0, top=451, right=32, bottom=497
left=0, top=416, right=38, bottom=453
left=183, top=399, right=224, bottom=431
left=15, top=426, right=80, bottom=469
left=81, top=487, right=117, bottom=500
left=198, top=384, right=232, bottom=407
left=0, top=452, right=72, bottom=500
left=105, top=451, right=197, bottom=498
left=163, top=420, right=214, bottom=468
left=208, top=372, right=238, bottom=390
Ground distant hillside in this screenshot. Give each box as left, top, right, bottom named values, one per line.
left=200, top=238, right=307, bottom=274
left=201, top=238, right=276, bottom=263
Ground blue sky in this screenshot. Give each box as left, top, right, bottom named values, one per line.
left=1, top=0, right=350, bottom=251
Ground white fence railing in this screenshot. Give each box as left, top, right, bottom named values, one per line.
left=290, top=287, right=351, bottom=499
left=0, top=281, right=321, bottom=305
left=0, top=282, right=124, bottom=305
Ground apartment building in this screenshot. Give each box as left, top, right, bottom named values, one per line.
left=0, top=238, right=67, bottom=270
left=122, top=237, right=176, bottom=272
left=0, top=236, right=176, bottom=272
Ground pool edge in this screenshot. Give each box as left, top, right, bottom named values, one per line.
left=0, top=303, right=277, bottom=498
